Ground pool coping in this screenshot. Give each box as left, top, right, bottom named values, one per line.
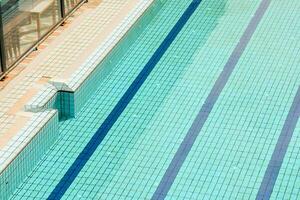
left=0, top=0, right=155, bottom=199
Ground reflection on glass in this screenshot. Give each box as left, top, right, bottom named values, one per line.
left=1, top=0, right=61, bottom=67
left=64, top=0, right=83, bottom=14
left=0, top=53, right=2, bottom=74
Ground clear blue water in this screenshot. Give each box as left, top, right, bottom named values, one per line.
left=9, top=0, right=300, bottom=199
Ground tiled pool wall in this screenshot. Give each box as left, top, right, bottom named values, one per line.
left=55, top=92, right=75, bottom=120
left=27, top=0, right=165, bottom=121
left=73, top=0, right=165, bottom=116
left=0, top=111, right=59, bottom=200
left=0, top=1, right=166, bottom=199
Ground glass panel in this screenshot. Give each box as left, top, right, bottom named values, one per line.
left=1, top=0, right=61, bottom=68
left=0, top=50, right=2, bottom=74
left=64, top=0, right=83, bottom=14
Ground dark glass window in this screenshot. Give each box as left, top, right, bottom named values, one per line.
left=1, top=0, right=61, bottom=67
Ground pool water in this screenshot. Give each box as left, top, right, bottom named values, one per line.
left=10, top=0, right=300, bottom=199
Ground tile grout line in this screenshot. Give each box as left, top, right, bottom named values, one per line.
left=46, top=0, right=200, bottom=199
left=151, top=0, right=271, bottom=199
left=256, top=86, right=300, bottom=200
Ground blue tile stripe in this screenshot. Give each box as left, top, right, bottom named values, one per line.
left=47, top=1, right=201, bottom=199
left=256, top=86, right=300, bottom=200
left=151, top=0, right=271, bottom=199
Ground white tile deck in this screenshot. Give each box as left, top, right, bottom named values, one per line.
left=0, top=0, right=154, bottom=174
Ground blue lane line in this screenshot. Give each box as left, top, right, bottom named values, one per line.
left=256, top=86, right=300, bottom=200
left=47, top=1, right=201, bottom=199
left=151, top=0, right=271, bottom=199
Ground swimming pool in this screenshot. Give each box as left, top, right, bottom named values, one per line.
left=7, top=0, right=300, bottom=199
